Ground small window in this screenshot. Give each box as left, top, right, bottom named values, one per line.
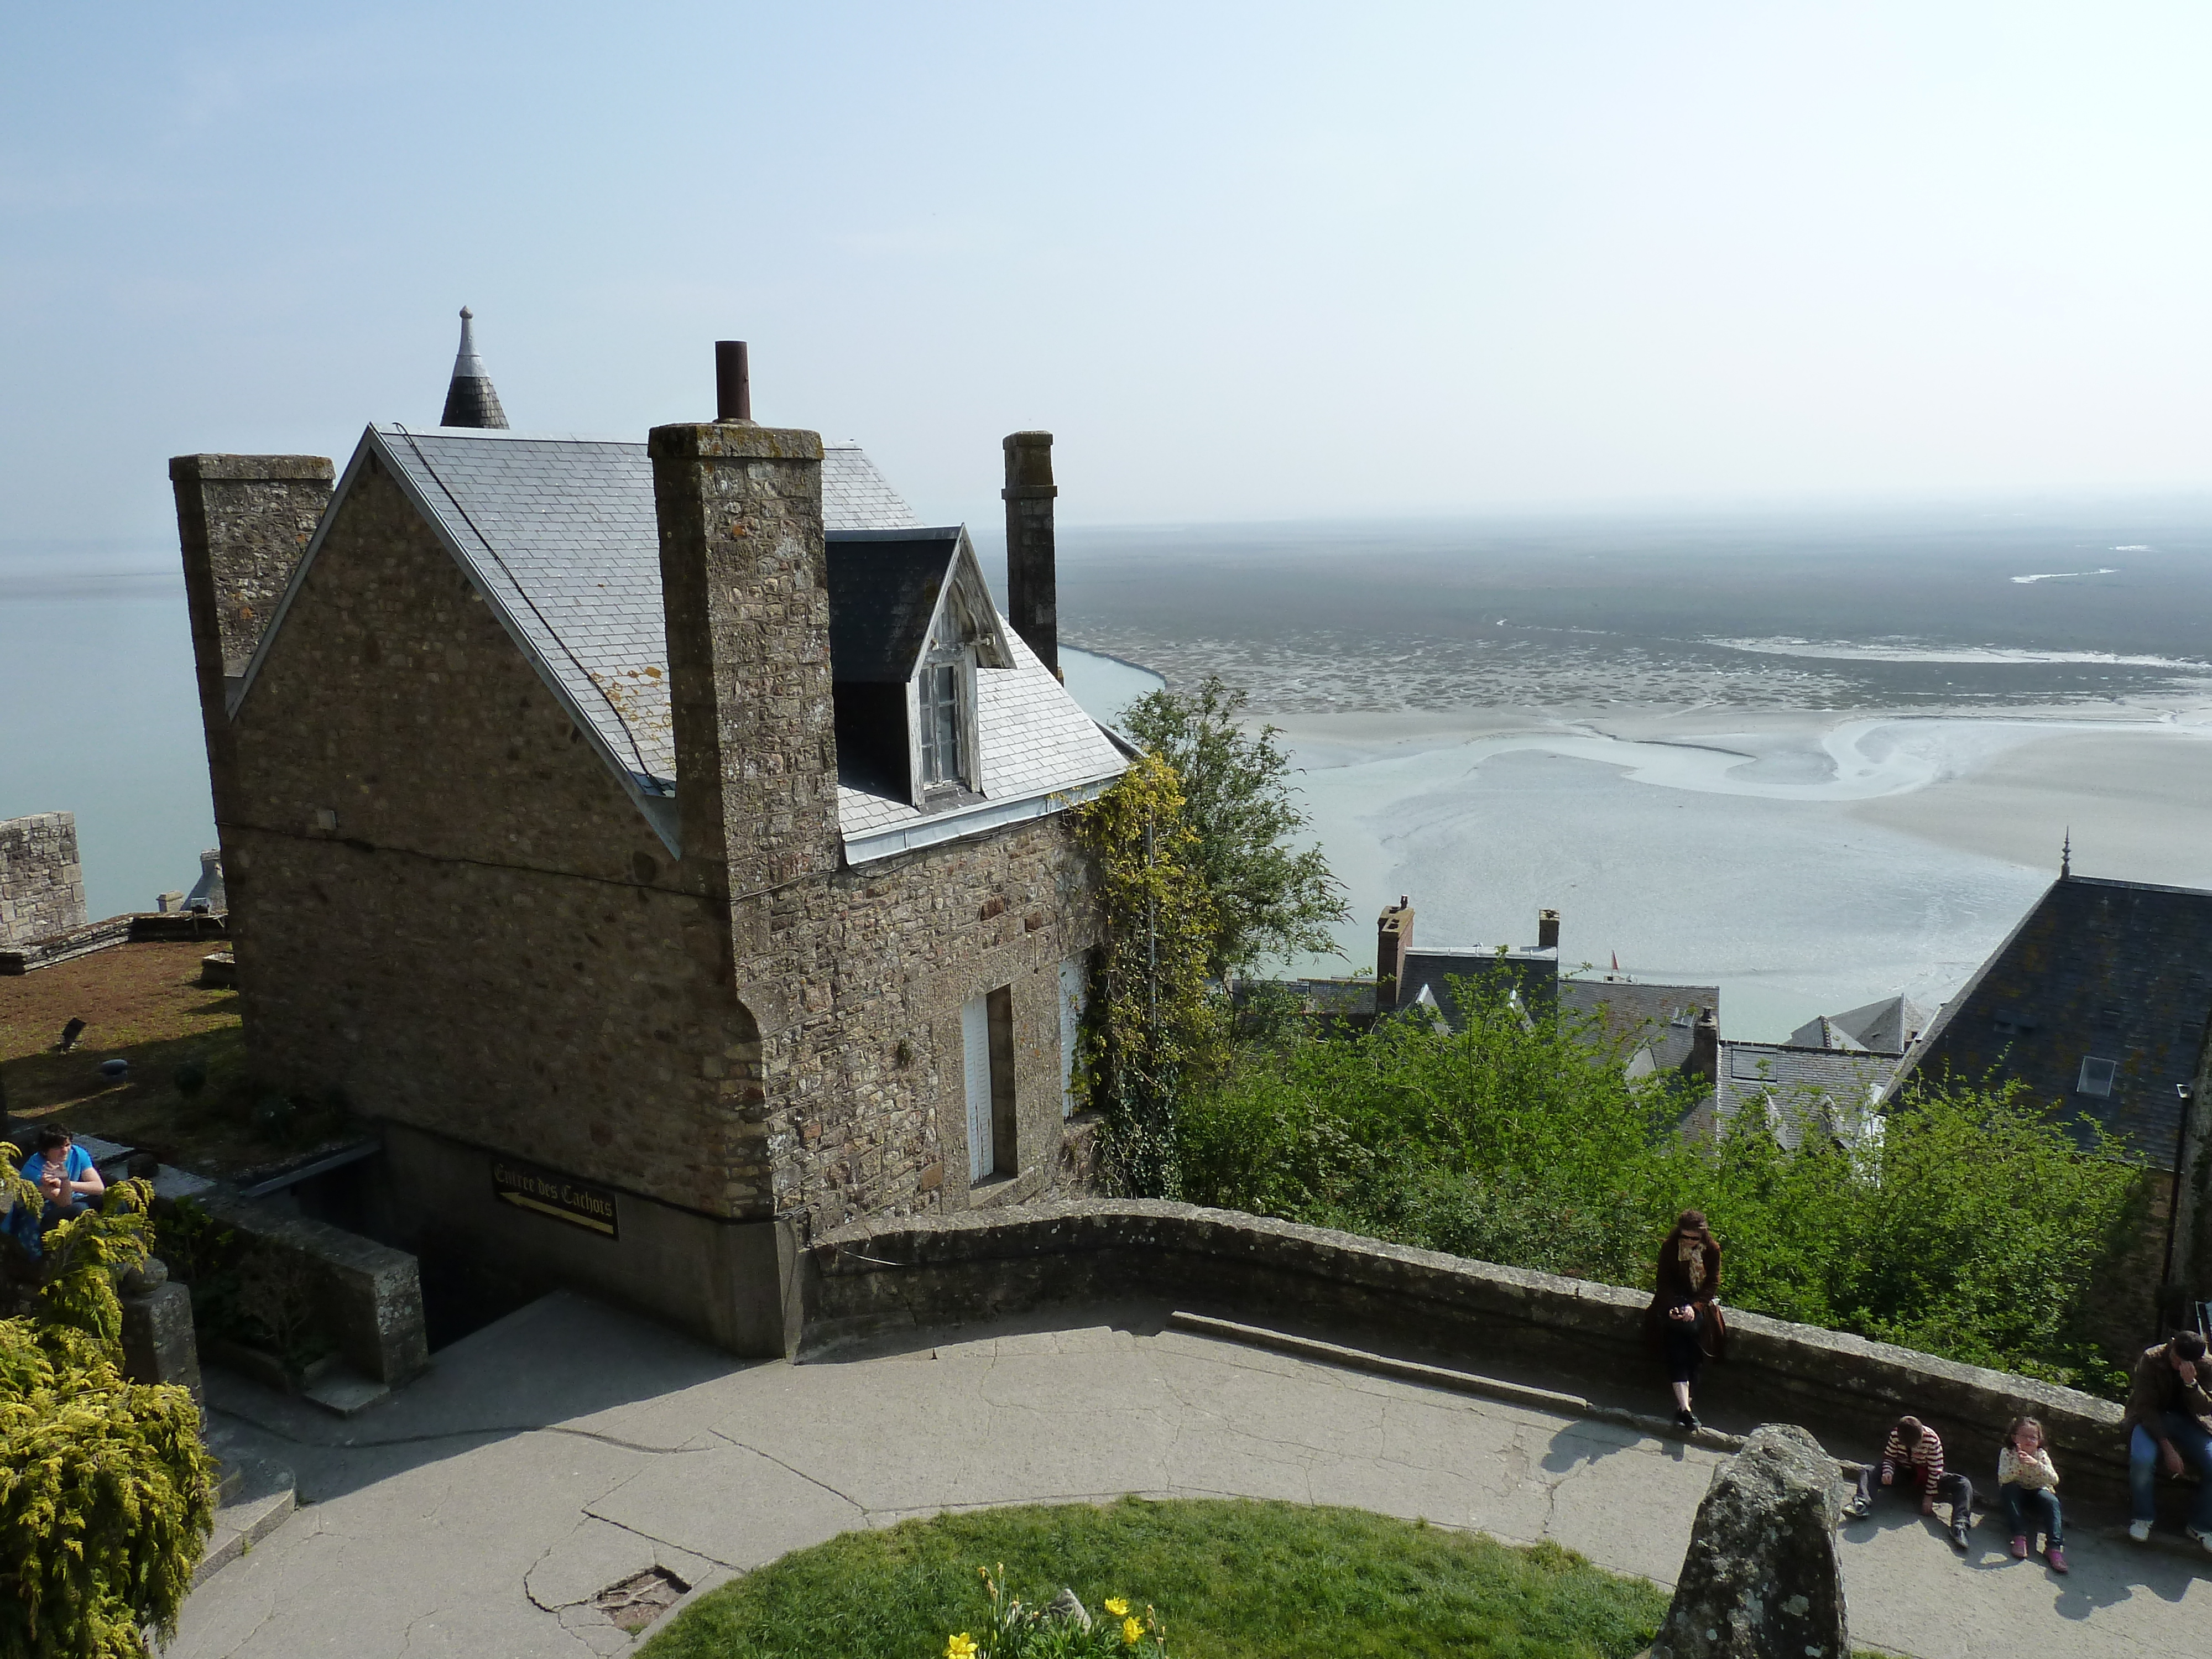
left=919, top=662, right=962, bottom=787
left=2077, top=1055, right=2117, bottom=1097
left=962, top=988, right=1016, bottom=1185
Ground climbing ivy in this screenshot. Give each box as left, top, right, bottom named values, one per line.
left=0, top=1150, right=217, bottom=1658
left=1072, top=753, right=1227, bottom=1198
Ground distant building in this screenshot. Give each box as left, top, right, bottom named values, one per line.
left=1712, top=1040, right=1898, bottom=1150
left=169, top=321, right=1125, bottom=1353
left=1885, top=869, right=2212, bottom=1318
left=0, top=812, right=88, bottom=948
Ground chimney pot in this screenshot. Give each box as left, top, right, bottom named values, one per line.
left=1537, top=908, right=1561, bottom=951
left=715, top=341, right=752, bottom=422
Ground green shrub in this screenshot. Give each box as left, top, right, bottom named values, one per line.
left=0, top=1152, right=217, bottom=1656
left=1176, top=983, right=2143, bottom=1395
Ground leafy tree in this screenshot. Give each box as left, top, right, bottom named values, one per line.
left=1174, top=983, right=2144, bottom=1394
left=1, top=1150, right=217, bottom=1657
left=1072, top=753, right=1227, bottom=1198
left=1116, top=676, right=1346, bottom=979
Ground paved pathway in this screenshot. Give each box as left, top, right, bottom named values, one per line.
left=171, top=1292, right=2208, bottom=1658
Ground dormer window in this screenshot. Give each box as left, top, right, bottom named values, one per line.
left=824, top=524, right=1015, bottom=809
left=919, top=659, right=964, bottom=787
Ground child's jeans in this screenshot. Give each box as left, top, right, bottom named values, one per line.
left=1999, top=1481, right=2062, bottom=1546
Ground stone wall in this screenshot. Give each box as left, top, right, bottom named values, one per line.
left=803, top=1201, right=2146, bottom=1509
left=0, top=812, right=88, bottom=947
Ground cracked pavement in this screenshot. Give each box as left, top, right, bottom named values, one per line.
left=168, top=1292, right=2209, bottom=1658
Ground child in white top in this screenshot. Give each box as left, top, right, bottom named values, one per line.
left=1998, top=1416, right=2065, bottom=1573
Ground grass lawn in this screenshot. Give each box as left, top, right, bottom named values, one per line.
left=639, top=1498, right=1667, bottom=1659
left=0, top=941, right=351, bottom=1178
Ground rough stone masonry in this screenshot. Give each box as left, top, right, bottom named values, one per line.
left=1651, top=1423, right=1851, bottom=1659
left=0, top=811, right=90, bottom=947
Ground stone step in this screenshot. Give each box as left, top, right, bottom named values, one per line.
left=194, top=1456, right=296, bottom=1587
left=302, top=1366, right=392, bottom=1417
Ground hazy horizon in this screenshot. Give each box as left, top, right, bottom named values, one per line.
left=4, top=4, right=2210, bottom=550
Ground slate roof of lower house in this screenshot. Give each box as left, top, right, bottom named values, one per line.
left=1560, top=978, right=1718, bottom=1069
left=1886, top=873, right=2212, bottom=1165
left=239, top=425, right=1121, bottom=862
left=1398, top=948, right=1560, bottom=1031
left=1717, top=1041, right=1900, bottom=1150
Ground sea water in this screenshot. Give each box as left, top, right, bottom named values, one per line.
left=1049, top=505, right=2212, bottom=1039
left=14, top=505, right=2212, bottom=1041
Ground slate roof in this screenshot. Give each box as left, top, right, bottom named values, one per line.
left=1561, top=978, right=1718, bottom=1070
left=1886, top=874, right=2212, bottom=1166
left=239, top=425, right=1121, bottom=863
left=1397, top=948, right=1560, bottom=1031
left=1790, top=995, right=1922, bottom=1055
left=823, top=447, right=921, bottom=530
left=1717, top=1041, right=1897, bottom=1150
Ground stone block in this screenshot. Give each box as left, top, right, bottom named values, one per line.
left=118, top=1278, right=204, bottom=1408
left=1651, top=1424, right=1849, bottom=1659
left=200, top=1194, right=429, bottom=1385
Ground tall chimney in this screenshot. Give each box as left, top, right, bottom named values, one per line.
left=1690, top=1008, right=1719, bottom=1083
left=1537, top=908, right=1561, bottom=951
left=715, top=341, right=751, bottom=422
left=1002, top=431, right=1059, bottom=678
left=1376, top=895, right=1414, bottom=1012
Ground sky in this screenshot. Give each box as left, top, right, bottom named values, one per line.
left=2, top=3, right=2210, bottom=551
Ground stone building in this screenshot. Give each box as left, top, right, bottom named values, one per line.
left=0, top=811, right=89, bottom=948
left=1886, top=867, right=2212, bottom=1334
left=169, top=325, right=1126, bottom=1353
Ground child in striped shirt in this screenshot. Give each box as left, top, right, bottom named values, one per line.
left=1843, top=1415, right=1975, bottom=1552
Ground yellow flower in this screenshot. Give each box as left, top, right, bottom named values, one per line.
left=1104, top=1598, right=1130, bottom=1617
left=1123, top=1614, right=1144, bottom=1646
left=946, top=1635, right=977, bottom=1659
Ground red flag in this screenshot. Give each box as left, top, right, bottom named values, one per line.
left=1610, top=951, right=1620, bottom=972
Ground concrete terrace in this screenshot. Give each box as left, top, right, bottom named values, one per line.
left=174, top=1293, right=2208, bottom=1659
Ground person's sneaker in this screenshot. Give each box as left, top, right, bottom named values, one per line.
left=1844, top=1497, right=1872, bottom=1521
left=2127, top=1519, right=2154, bottom=1543
left=2009, top=1535, right=2029, bottom=1559
left=2046, top=1546, right=2068, bottom=1574
left=2188, top=1526, right=2212, bottom=1556
left=1951, top=1524, right=1971, bottom=1553
left=1674, top=1409, right=1699, bottom=1432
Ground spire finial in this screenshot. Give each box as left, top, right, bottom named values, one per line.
left=2061, top=827, right=2072, bottom=878
left=441, top=306, right=508, bottom=429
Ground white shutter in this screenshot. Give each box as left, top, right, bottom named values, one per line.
left=1059, top=958, right=1086, bottom=1119
left=963, top=994, right=993, bottom=1181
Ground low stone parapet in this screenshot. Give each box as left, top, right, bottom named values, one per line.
left=803, top=1200, right=2138, bottom=1509
left=194, top=1193, right=430, bottom=1387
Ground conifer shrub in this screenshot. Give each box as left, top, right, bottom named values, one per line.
left=0, top=1151, right=217, bottom=1657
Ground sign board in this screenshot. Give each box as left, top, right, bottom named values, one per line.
left=492, top=1159, right=619, bottom=1240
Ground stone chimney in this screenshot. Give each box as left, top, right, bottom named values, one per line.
left=1690, top=1008, right=1719, bottom=1082
left=1002, top=431, right=1059, bottom=678
left=650, top=388, right=837, bottom=899
left=170, top=454, right=336, bottom=812
left=1537, top=908, right=1561, bottom=951
left=440, top=307, right=509, bottom=429
left=1376, top=895, right=1414, bottom=1011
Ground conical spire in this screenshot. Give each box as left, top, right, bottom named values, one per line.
left=440, top=306, right=509, bottom=429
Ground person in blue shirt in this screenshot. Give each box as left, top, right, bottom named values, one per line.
left=20, top=1125, right=103, bottom=1229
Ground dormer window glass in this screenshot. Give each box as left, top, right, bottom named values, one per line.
left=920, top=660, right=962, bottom=786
